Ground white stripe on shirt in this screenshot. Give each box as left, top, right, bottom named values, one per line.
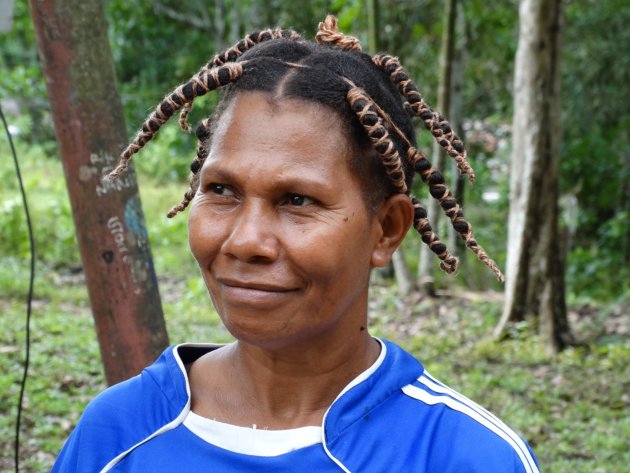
left=401, top=377, right=538, bottom=473
left=419, top=373, right=538, bottom=473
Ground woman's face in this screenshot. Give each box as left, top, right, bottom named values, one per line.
left=188, top=92, right=387, bottom=350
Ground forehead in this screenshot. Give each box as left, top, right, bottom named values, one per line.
left=214, top=92, right=351, bottom=147
left=204, top=92, right=357, bottom=177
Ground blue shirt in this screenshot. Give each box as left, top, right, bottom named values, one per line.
left=52, top=339, right=539, bottom=472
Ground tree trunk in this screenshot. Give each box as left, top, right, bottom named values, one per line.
left=417, top=0, right=457, bottom=295
left=214, top=0, right=226, bottom=51
left=366, top=0, right=379, bottom=53
left=392, top=248, right=414, bottom=296
left=230, top=0, right=241, bottom=43
left=494, top=0, right=573, bottom=353
left=447, top=9, right=467, bottom=258
left=30, top=0, right=169, bottom=384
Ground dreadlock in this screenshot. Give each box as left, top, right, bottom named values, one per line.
left=109, top=15, right=503, bottom=281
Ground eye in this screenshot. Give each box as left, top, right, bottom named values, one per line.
left=287, top=194, right=313, bottom=207
left=208, top=184, right=235, bottom=196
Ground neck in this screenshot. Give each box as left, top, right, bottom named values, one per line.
left=189, top=330, right=381, bottom=429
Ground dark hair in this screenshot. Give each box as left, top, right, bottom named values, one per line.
left=108, top=16, right=502, bottom=280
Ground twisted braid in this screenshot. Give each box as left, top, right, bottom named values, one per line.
left=372, top=54, right=475, bottom=184
left=411, top=197, right=458, bottom=273
left=167, top=118, right=212, bottom=218
left=109, top=62, right=244, bottom=179
left=178, top=28, right=305, bottom=131
left=346, top=85, right=407, bottom=194
left=407, top=147, right=503, bottom=281
left=207, top=29, right=303, bottom=68
left=343, top=75, right=501, bottom=279
left=316, top=15, right=363, bottom=52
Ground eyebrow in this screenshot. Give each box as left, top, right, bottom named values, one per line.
left=199, top=162, right=335, bottom=193
left=198, top=165, right=237, bottom=183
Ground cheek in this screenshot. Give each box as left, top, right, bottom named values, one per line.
left=187, top=207, right=222, bottom=265
left=289, top=217, right=375, bottom=282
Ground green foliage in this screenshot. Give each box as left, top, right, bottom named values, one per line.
left=0, top=0, right=53, bottom=144
left=566, top=211, right=630, bottom=301
left=133, top=124, right=196, bottom=183
left=559, top=0, right=630, bottom=299
left=106, top=0, right=219, bottom=130
left=461, top=0, right=519, bottom=118
left=134, top=173, right=197, bottom=279
left=0, top=141, right=79, bottom=279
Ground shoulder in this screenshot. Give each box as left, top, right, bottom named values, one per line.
left=332, top=340, right=539, bottom=472
left=395, top=371, right=539, bottom=473
left=84, top=344, right=189, bottom=426
left=52, top=346, right=190, bottom=473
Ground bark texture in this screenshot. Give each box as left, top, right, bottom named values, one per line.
left=30, top=0, right=169, bottom=384
left=495, top=0, right=573, bottom=353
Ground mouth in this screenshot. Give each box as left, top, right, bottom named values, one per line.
left=213, top=277, right=300, bottom=309
left=217, top=278, right=296, bottom=293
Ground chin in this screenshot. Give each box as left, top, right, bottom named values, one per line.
left=223, top=321, right=318, bottom=352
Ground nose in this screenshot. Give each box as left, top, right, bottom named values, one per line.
left=222, top=201, right=280, bottom=263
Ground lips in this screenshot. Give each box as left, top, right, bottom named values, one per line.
left=215, top=277, right=299, bottom=309
left=217, top=277, right=296, bottom=293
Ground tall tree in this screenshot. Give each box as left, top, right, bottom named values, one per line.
left=366, top=0, right=379, bottom=53
left=446, top=8, right=467, bottom=259
left=30, top=0, right=169, bottom=383
left=417, top=0, right=458, bottom=295
left=494, top=0, right=573, bottom=353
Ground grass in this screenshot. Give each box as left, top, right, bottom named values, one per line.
left=1, top=139, right=629, bottom=472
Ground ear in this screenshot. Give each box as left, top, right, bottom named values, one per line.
left=370, top=194, right=414, bottom=267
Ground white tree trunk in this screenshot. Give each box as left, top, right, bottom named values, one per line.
left=495, top=0, right=571, bottom=353
left=392, top=248, right=414, bottom=296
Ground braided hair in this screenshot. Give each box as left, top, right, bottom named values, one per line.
left=109, top=16, right=503, bottom=281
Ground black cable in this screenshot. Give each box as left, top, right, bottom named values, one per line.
left=0, top=105, right=36, bottom=473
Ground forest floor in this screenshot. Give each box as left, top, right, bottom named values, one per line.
left=1, top=270, right=628, bottom=473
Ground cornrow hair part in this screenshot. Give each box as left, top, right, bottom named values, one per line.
left=372, top=53, right=476, bottom=184
left=316, top=15, right=363, bottom=52
left=108, top=62, right=245, bottom=180
left=178, top=28, right=305, bottom=132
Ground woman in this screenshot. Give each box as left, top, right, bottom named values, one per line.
left=53, top=17, right=538, bottom=473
